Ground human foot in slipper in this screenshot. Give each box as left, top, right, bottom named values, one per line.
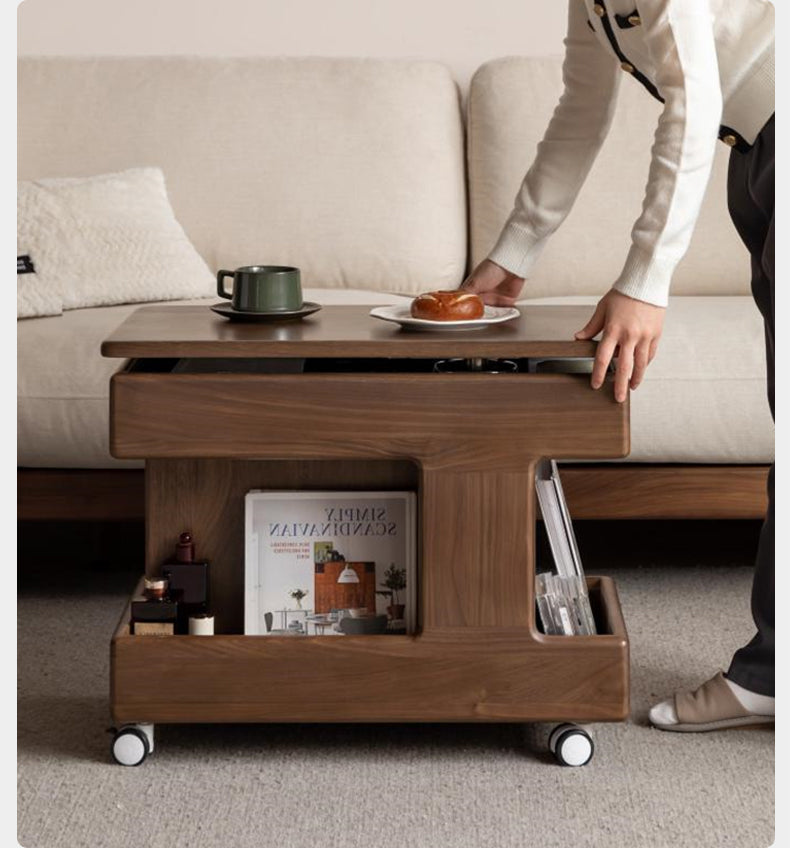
left=649, top=672, right=775, bottom=732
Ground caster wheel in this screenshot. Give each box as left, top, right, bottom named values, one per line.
left=111, top=725, right=152, bottom=766
left=549, top=723, right=594, bottom=767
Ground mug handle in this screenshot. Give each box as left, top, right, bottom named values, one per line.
left=216, top=270, right=234, bottom=299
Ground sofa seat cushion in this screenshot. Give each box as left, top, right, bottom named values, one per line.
left=17, top=293, right=772, bottom=468
left=17, top=290, right=409, bottom=468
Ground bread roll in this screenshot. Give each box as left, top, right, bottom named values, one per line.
left=410, top=290, right=485, bottom=321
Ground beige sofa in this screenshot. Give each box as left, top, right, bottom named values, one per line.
left=17, top=57, right=773, bottom=519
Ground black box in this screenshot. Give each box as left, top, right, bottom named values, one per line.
left=131, top=599, right=178, bottom=623
left=162, top=562, right=209, bottom=606
left=162, top=561, right=209, bottom=633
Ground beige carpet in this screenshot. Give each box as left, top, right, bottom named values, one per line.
left=18, top=526, right=774, bottom=848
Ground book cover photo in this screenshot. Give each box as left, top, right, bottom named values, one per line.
left=245, top=491, right=417, bottom=636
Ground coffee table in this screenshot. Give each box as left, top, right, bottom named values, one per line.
left=103, top=303, right=630, bottom=766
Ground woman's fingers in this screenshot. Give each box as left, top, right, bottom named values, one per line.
left=479, top=291, right=518, bottom=307
left=591, top=333, right=618, bottom=390
left=630, top=341, right=651, bottom=390
left=648, top=338, right=659, bottom=363
left=461, top=260, right=525, bottom=304
left=461, top=259, right=508, bottom=292
left=574, top=302, right=605, bottom=340
left=614, top=341, right=635, bottom=402
left=584, top=288, right=665, bottom=399
left=595, top=334, right=652, bottom=399
left=460, top=273, right=484, bottom=291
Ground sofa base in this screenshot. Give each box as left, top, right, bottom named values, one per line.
left=17, top=464, right=770, bottom=522
left=561, top=464, right=770, bottom=520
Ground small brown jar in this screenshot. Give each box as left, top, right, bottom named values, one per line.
left=144, top=577, right=169, bottom=601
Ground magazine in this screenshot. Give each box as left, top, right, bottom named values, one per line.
left=535, top=460, right=597, bottom=636
left=244, top=491, right=417, bottom=636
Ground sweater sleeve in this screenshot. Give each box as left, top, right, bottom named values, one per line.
left=612, top=0, right=722, bottom=307
left=487, top=0, right=621, bottom=278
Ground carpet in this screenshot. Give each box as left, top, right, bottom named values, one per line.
left=17, top=524, right=774, bottom=848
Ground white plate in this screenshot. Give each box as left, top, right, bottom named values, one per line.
left=369, top=304, right=520, bottom=331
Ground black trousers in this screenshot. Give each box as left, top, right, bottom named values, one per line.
left=725, top=114, right=775, bottom=697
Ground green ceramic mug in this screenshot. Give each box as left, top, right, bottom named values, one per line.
left=216, top=265, right=302, bottom=313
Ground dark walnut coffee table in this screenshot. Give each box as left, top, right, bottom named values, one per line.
left=102, top=303, right=630, bottom=765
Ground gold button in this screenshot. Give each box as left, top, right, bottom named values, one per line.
left=620, top=62, right=634, bottom=73
left=723, top=134, right=738, bottom=147
left=628, top=14, right=641, bottom=25
left=593, top=3, right=605, bottom=16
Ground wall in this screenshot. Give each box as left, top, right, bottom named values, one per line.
left=17, top=0, right=566, bottom=89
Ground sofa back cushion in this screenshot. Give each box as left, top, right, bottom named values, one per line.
left=468, top=57, right=749, bottom=297
left=18, top=57, right=467, bottom=295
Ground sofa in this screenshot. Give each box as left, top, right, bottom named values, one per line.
left=17, top=56, right=773, bottom=520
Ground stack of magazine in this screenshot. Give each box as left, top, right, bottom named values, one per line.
left=535, top=459, right=597, bottom=636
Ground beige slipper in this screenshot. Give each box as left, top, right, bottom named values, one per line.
left=658, top=671, right=775, bottom=733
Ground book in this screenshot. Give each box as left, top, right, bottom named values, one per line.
left=132, top=621, right=174, bottom=636
left=535, top=460, right=597, bottom=636
left=244, top=491, right=417, bottom=636
left=535, top=460, right=574, bottom=579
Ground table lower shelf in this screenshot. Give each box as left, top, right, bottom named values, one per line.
left=111, top=576, right=629, bottom=725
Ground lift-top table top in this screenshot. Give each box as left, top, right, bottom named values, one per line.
left=101, top=304, right=598, bottom=360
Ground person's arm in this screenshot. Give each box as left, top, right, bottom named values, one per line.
left=464, top=2, right=620, bottom=305
left=611, top=0, right=722, bottom=306
left=479, top=1, right=622, bottom=286
left=576, top=0, right=722, bottom=401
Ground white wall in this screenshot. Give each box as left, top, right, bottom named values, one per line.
left=17, top=0, right=566, bottom=89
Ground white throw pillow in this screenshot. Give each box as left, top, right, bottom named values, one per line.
left=17, top=183, right=65, bottom=319
left=17, top=168, right=214, bottom=319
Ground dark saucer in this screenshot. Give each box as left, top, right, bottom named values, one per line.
left=210, top=302, right=322, bottom=322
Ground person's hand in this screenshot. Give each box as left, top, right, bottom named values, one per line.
left=574, top=289, right=665, bottom=403
left=461, top=259, right=525, bottom=306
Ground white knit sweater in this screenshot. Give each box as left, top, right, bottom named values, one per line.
left=488, top=0, right=775, bottom=307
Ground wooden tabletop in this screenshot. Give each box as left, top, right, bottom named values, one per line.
left=101, top=304, right=598, bottom=359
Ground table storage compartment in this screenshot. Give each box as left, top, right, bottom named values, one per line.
left=112, top=576, right=628, bottom=724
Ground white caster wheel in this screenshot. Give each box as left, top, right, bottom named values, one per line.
left=111, top=723, right=154, bottom=766
left=549, top=723, right=594, bottom=767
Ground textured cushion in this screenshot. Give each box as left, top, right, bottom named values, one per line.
left=17, top=183, right=64, bottom=318
left=17, top=294, right=772, bottom=468
left=18, top=57, right=467, bottom=295
left=468, top=57, right=750, bottom=298
left=17, top=168, right=214, bottom=318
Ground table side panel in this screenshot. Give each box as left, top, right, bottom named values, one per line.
left=101, top=304, right=600, bottom=360
left=111, top=373, right=630, bottom=466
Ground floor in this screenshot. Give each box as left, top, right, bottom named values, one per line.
left=17, top=520, right=774, bottom=848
